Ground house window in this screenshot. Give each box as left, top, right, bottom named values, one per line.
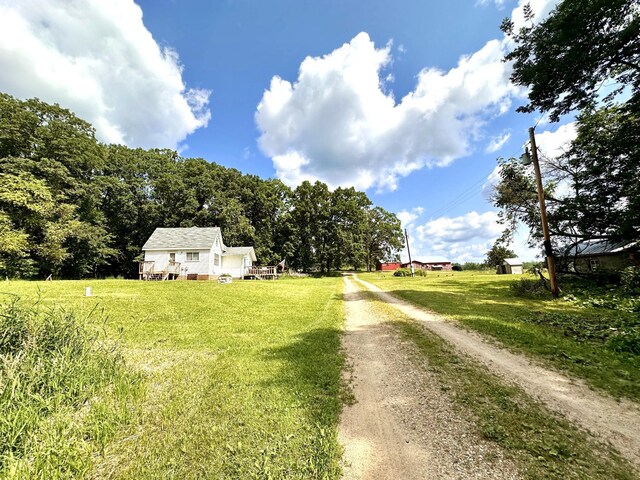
left=169, top=253, right=176, bottom=262
left=589, top=258, right=599, bottom=270
left=186, top=252, right=200, bottom=261
left=214, top=253, right=220, bottom=266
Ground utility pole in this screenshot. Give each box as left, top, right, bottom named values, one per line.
left=528, top=127, right=559, bottom=296
left=404, top=228, right=414, bottom=277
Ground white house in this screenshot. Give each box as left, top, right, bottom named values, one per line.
left=496, top=258, right=523, bottom=275
left=140, top=227, right=256, bottom=280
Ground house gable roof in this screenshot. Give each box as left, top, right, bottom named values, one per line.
left=142, top=227, right=222, bottom=250
left=503, top=258, right=522, bottom=266
left=566, top=239, right=637, bottom=257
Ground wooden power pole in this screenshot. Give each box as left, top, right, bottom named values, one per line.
left=528, top=127, right=559, bottom=296
left=404, top=228, right=415, bottom=277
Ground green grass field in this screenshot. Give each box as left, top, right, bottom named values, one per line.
left=0, top=278, right=345, bottom=479
left=2, top=272, right=638, bottom=478
left=361, top=271, right=640, bottom=401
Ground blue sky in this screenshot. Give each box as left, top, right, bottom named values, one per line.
left=0, top=0, right=576, bottom=262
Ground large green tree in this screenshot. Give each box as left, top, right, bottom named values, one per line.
left=495, top=0, right=640, bottom=257
left=0, top=92, right=405, bottom=277
left=484, top=243, right=516, bottom=269
left=501, top=0, right=639, bottom=122
left=364, top=207, right=404, bottom=272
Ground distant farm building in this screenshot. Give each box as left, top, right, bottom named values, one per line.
left=377, top=262, right=402, bottom=271
left=401, top=258, right=453, bottom=271
left=496, top=258, right=523, bottom=275
left=140, top=227, right=258, bottom=280
left=563, top=240, right=638, bottom=273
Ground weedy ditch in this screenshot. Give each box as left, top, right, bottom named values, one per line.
left=0, top=297, right=142, bottom=479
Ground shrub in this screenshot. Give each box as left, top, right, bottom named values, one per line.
left=606, top=328, right=640, bottom=356
left=393, top=268, right=427, bottom=277
left=520, top=311, right=640, bottom=355
left=0, top=299, right=141, bottom=477
left=621, top=266, right=640, bottom=293
left=452, top=264, right=463, bottom=271
left=510, top=278, right=551, bottom=298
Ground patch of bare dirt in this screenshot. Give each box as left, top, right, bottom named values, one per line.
left=338, top=276, right=522, bottom=479
left=354, top=276, right=640, bottom=468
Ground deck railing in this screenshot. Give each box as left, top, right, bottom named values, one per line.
left=244, top=266, right=278, bottom=279
left=139, top=261, right=155, bottom=275
left=139, top=260, right=181, bottom=280
left=166, top=261, right=181, bottom=275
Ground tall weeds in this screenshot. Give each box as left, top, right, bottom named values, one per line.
left=0, top=298, right=141, bottom=479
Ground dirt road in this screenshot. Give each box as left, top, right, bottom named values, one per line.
left=351, top=275, right=640, bottom=469
left=338, top=276, right=522, bottom=479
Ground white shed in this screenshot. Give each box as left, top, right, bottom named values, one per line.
left=140, top=227, right=256, bottom=280
left=497, top=258, right=523, bottom=275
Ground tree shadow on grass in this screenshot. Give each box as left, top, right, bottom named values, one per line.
left=262, top=326, right=346, bottom=428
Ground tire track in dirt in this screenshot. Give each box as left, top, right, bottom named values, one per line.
left=338, top=276, right=522, bottom=479
left=353, top=275, right=640, bottom=468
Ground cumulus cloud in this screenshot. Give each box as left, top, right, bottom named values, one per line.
left=256, top=32, right=520, bottom=191
left=404, top=211, right=502, bottom=263
left=0, top=0, right=210, bottom=149
left=255, top=0, right=563, bottom=191
left=485, top=131, right=511, bottom=153
left=397, top=207, right=424, bottom=229
left=399, top=209, right=540, bottom=263
left=536, top=122, right=577, bottom=163
left=417, top=211, right=502, bottom=244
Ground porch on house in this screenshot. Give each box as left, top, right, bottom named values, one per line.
left=139, top=261, right=181, bottom=281
left=243, top=266, right=280, bottom=280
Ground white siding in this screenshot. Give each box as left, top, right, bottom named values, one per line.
left=145, top=249, right=211, bottom=275
left=221, top=254, right=251, bottom=278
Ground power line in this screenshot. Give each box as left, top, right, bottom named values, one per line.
left=424, top=135, right=554, bottom=221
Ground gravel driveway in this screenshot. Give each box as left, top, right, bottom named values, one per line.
left=342, top=275, right=640, bottom=472
left=338, top=276, right=522, bottom=479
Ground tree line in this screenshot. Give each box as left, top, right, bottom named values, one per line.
left=0, top=93, right=404, bottom=279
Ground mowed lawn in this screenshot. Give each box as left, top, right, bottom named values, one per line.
left=361, top=271, right=640, bottom=402
left=1, top=277, right=345, bottom=479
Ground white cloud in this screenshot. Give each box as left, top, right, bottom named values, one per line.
left=535, top=122, right=577, bottom=162
left=485, top=131, right=511, bottom=153
left=397, top=207, right=424, bottom=229
left=399, top=209, right=540, bottom=263
left=417, top=211, right=503, bottom=244
left=534, top=122, right=577, bottom=199
left=256, top=0, right=565, bottom=191
left=402, top=211, right=502, bottom=263
left=256, top=32, right=521, bottom=191
left=0, top=0, right=210, bottom=149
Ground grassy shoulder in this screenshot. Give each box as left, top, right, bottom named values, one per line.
left=364, top=291, right=637, bottom=480
left=0, top=298, right=142, bottom=479
left=1, top=277, right=346, bottom=479
left=360, top=271, right=640, bottom=402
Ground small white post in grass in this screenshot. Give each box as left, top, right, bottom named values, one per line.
left=85, top=287, right=92, bottom=297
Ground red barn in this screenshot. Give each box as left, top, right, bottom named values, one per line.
left=377, top=262, right=402, bottom=271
